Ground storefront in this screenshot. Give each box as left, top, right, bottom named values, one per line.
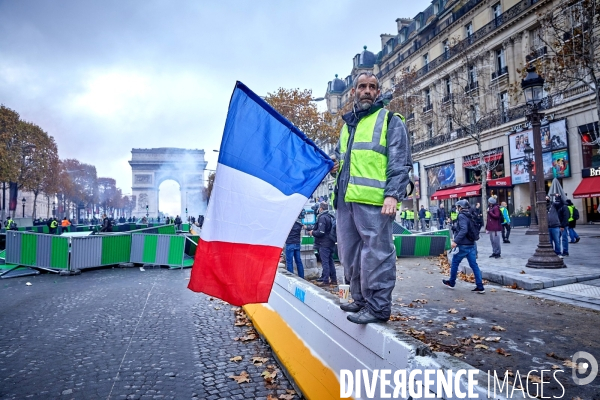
left=573, top=167, right=600, bottom=222
left=429, top=177, right=513, bottom=211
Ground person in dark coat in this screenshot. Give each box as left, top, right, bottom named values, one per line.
left=284, top=212, right=305, bottom=278
left=418, top=205, right=426, bottom=232
left=486, top=197, right=502, bottom=258
left=547, top=194, right=570, bottom=257
left=308, top=202, right=337, bottom=286
left=443, top=200, right=485, bottom=293
left=438, top=204, right=447, bottom=229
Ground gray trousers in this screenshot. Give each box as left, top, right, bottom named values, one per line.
left=489, top=231, right=501, bottom=255
left=336, top=198, right=396, bottom=320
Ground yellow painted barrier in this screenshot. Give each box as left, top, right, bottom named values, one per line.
left=244, top=304, right=347, bottom=400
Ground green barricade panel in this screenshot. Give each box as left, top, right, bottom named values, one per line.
left=50, top=237, right=69, bottom=269
left=101, top=235, right=132, bottom=265
left=167, top=236, right=185, bottom=265
left=21, top=234, right=37, bottom=266
left=157, top=225, right=176, bottom=235
left=301, top=236, right=314, bottom=245
left=142, top=235, right=158, bottom=263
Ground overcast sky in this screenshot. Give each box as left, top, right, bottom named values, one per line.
left=0, top=0, right=426, bottom=215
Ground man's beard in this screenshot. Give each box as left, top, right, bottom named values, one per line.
left=356, top=99, right=372, bottom=111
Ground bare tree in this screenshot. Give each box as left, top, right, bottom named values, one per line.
left=535, top=0, right=600, bottom=144
left=431, top=42, right=505, bottom=222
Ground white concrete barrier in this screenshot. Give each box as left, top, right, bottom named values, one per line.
left=245, top=272, right=504, bottom=400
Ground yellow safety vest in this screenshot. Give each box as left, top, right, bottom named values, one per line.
left=451, top=212, right=458, bottom=221
left=50, top=221, right=58, bottom=228
left=425, top=210, right=431, bottom=219
left=407, top=210, right=414, bottom=219
left=333, top=109, right=405, bottom=208
left=568, top=205, right=575, bottom=222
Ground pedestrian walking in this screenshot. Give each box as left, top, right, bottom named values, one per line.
left=425, top=208, right=432, bottom=230
left=438, top=204, right=446, bottom=229
left=500, top=202, right=511, bottom=243
left=331, top=72, right=413, bottom=324
left=284, top=211, right=305, bottom=279
left=547, top=195, right=569, bottom=257
left=486, top=197, right=502, bottom=258
left=566, top=199, right=581, bottom=243
left=419, top=205, right=426, bottom=232
left=443, top=200, right=485, bottom=293
left=174, top=215, right=182, bottom=231
left=400, top=208, right=407, bottom=228
left=309, top=202, right=336, bottom=286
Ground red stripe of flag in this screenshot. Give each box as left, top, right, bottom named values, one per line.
left=187, top=239, right=282, bottom=306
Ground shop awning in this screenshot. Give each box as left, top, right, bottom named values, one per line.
left=573, top=176, right=600, bottom=198
left=430, top=184, right=481, bottom=200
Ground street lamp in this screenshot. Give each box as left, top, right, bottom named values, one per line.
left=521, top=67, right=564, bottom=269
left=523, top=141, right=538, bottom=235
left=52, top=201, right=56, bottom=217
left=22, top=197, right=26, bottom=218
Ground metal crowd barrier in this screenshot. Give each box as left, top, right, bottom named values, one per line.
left=130, top=234, right=186, bottom=268
left=3, top=231, right=70, bottom=273
left=70, top=234, right=132, bottom=270
left=393, top=234, right=448, bottom=257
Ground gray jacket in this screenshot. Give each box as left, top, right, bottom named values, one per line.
left=334, top=100, right=413, bottom=204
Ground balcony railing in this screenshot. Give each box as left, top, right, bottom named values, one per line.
left=407, top=112, right=415, bottom=120
left=443, top=93, right=454, bottom=103
left=525, top=46, right=547, bottom=62
left=491, top=66, right=508, bottom=80
left=410, top=94, right=559, bottom=154
left=423, top=103, right=433, bottom=113
left=464, top=81, right=479, bottom=92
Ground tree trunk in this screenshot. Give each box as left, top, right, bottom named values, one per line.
left=32, top=190, right=39, bottom=219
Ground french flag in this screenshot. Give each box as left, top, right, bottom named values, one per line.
left=188, top=81, right=333, bottom=306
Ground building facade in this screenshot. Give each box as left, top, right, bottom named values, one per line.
left=324, top=0, right=600, bottom=223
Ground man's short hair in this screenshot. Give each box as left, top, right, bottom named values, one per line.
left=353, top=72, right=380, bottom=90
left=320, top=201, right=328, bottom=210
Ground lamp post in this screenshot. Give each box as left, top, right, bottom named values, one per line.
left=523, top=141, right=538, bottom=235
left=52, top=201, right=56, bottom=217
left=521, top=67, right=564, bottom=269
left=22, top=197, right=26, bottom=218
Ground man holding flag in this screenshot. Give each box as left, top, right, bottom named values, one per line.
left=331, top=72, right=413, bottom=324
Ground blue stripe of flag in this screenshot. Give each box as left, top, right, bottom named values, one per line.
left=218, top=81, right=334, bottom=198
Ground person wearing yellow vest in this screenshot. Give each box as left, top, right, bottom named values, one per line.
left=50, top=218, right=58, bottom=234
left=425, top=209, right=432, bottom=229
left=330, top=72, right=413, bottom=324
left=566, top=199, right=581, bottom=243
left=406, top=209, right=414, bottom=230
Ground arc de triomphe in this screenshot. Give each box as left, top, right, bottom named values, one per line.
left=129, top=148, right=208, bottom=219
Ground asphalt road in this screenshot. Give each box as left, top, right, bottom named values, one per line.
left=0, top=267, right=297, bottom=400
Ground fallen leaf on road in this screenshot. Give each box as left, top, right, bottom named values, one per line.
left=413, top=299, right=428, bottom=304
left=267, top=395, right=277, bottom=400
left=214, top=307, right=221, bottom=310
left=496, top=348, right=511, bottom=356
left=546, top=352, right=561, bottom=359
left=454, top=353, right=463, bottom=357
left=485, top=337, right=501, bottom=342
left=229, top=371, right=250, bottom=384
left=551, top=365, right=561, bottom=370
left=520, top=270, right=526, bottom=274
left=471, top=334, right=481, bottom=339
left=475, top=344, right=489, bottom=350
left=279, top=391, right=295, bottom=400
left=251, top=357, right=269, bottom=366
left=490, top=288, right=497, bottom=292
left=448, top=308, right=458, bottom=313
left=261, top=369, right=277, bottom=384
left=454, top=299, right=465, bottom=302
left=230, top=356, right=243, bottom=362
left=491, top=325, right=506, bottom=331
left=438, top=331, right=452, bottom=336
left=408, top=303, right=415, bottom=308
left=425, top=286, right=434, bottom=288
left=427, top=320, right=434, bottom=324
left=443, top=323, right=455, bottom=329
left=511, top=283, right=519, bottom=289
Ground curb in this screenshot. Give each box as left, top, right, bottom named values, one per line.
left=245, top=272, right=507, bottom=399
